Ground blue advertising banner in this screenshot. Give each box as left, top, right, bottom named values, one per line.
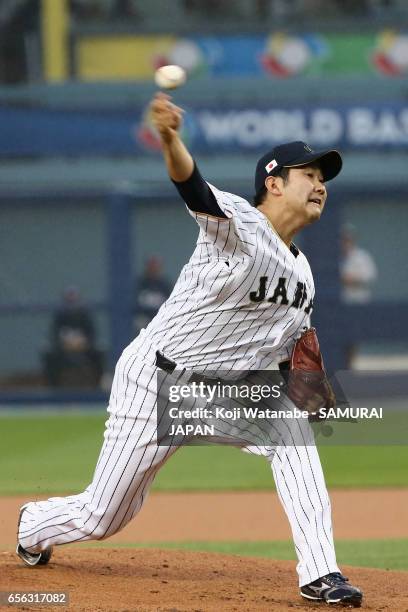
left=1, top=102, right=408, bottom=157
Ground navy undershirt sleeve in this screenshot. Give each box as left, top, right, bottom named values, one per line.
left=172, top=163, right=228, bottom=218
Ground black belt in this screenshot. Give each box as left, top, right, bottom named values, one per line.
left=155, top=351, right=178, bottom=374
left=155, top=350, right=290, bottom=382
left=155, top=351, right=221, bottom=385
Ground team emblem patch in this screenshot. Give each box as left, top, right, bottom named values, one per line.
left=265, top=159, right=278, bottom=173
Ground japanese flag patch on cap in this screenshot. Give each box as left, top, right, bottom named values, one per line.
left=265, top=159, right=278, bottom=173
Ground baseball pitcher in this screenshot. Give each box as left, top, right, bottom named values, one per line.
left=16, top=93, right=362, bottom=607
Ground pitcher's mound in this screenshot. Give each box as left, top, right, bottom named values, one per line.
left=1, top=548, right=407, bottom=611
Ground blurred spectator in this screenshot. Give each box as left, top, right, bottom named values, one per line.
left=43, top=286, right=104, bottom=388
left=134, top=256, right=171, bottom=333
left=340, top=225, right=377, bottom=304
left=0, top=0, right=39, bottom=83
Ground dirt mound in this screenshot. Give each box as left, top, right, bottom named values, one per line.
left=1, top=548, right=407, bottom=611
left=2, top=489, right=408, bottom=547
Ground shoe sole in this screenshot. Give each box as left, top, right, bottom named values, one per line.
left=301, top=592, right=363, bottom=607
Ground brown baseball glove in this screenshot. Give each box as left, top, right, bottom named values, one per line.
left=287, top=327, right=336, bottom=420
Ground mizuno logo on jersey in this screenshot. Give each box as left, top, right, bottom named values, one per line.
left=249, top=276, right=314, bottom=314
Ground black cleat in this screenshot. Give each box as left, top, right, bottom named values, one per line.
left=16, top=543, right=53, bottom=567
left=300, top=572, right=363, bottom=606
left=16, top=504, right=53, bottom=567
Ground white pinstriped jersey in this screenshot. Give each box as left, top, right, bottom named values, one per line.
left=136, top=183, right=315, bottom=372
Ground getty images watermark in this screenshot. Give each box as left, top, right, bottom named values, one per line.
left=155, top=369, right=398, bottom=446
left=167, top=381, right=383, bottom=436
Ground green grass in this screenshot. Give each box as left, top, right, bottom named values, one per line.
left=81, top=539, right=408, bottom=571
left=0, top=412, right=106, bottom=495
left=0, top=412, right=407, bottom=494
left=154, top=445, right=408, bottom=490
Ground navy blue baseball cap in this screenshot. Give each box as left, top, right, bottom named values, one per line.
left=254, top=141, right=342, bottom=194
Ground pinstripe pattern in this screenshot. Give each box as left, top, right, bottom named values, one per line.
left=136, top=185, right=314, bottom=372
left=19, top=355, right=179, bottom=549
left=18, top=183, right=340, bottom=587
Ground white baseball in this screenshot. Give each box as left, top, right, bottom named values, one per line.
left=154, top=64, right=186, bottom=89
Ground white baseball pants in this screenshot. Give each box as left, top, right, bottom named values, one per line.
left=18, top=346, right=340, bottom=586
